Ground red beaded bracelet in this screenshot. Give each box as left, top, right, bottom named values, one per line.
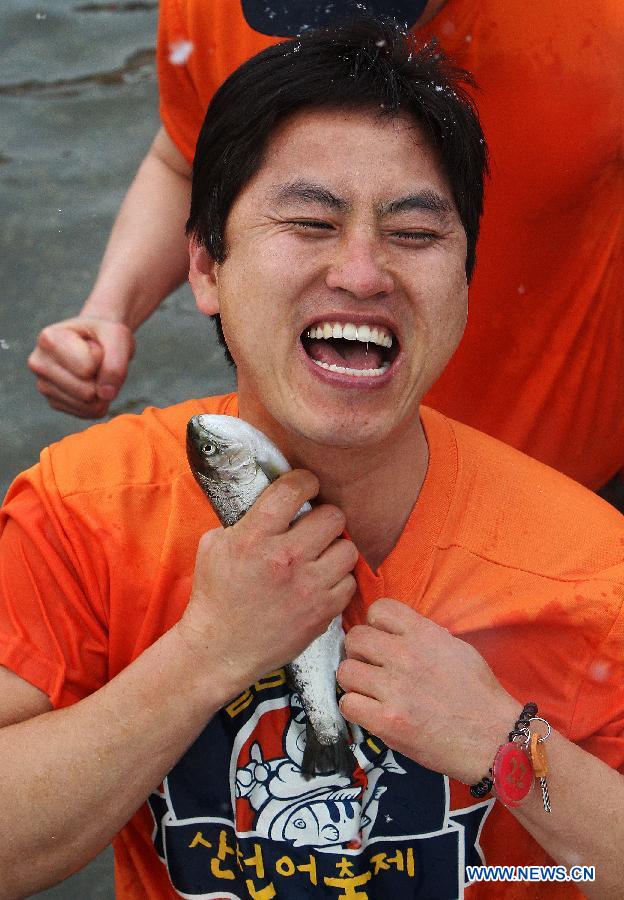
left=469, top=702, right=538, bottom=803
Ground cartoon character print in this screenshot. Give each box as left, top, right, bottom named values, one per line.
left=149, top=679, right=494, bottom=898
left=235, top=693, right=406, bottom=849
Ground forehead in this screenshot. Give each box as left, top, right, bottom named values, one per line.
left=238, top=107, right=454, bottom=208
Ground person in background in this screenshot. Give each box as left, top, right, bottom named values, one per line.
left=3, top=19, right=623, bottom=898
left=28, top=0, right=623, bottom=504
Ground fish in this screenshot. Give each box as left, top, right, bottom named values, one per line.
left=186, top=413, right=357, bottom=779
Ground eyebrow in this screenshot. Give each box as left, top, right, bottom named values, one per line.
left=379, top=190, right=454, bottom=218
left=270, top=180, right=349, bottom=212
left=270, top=180, right=453, bottom=219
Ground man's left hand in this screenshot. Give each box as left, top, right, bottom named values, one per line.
left=337, top=598, right=519, bottom=784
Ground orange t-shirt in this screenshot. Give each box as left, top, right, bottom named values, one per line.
left=157, top=0, right=624, bottom=489
left=1, top=395, right=623, bottom=898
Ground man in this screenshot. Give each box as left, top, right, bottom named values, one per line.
left=27, top=0, right=624, bottom=503
left=2, top=19, right=623, bottom=899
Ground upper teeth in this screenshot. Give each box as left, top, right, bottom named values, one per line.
left=306, top=321, right=393, bottom=348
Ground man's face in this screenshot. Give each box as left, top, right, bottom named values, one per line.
left=192, top=107, right=468, bottom=450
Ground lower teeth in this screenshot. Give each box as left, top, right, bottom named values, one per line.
left=311, top=360, right=389, bottom=377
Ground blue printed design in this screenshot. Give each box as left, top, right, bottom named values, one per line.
left=240, top=0, right=429, bottom=38
left=148, top=674, right=493, bottom=898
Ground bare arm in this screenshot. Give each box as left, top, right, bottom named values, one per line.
left=28, top=128, right=192, bottom=418
left=0, top=629, right=226, bottom=899
left=512, top=732, right=624, bottom=894
left=80, top=127, right=192, bottom=330
left=0, top=471, right=358, bottom=896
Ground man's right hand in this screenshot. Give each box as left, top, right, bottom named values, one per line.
left=178, top=469, right=359, bottom=696
left=28, top=316, right=135, bottom=419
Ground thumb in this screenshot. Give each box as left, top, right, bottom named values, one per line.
left=94, top=323, right=136, bottom=401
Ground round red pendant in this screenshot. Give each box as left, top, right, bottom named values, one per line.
left=492, top=742, right=533, bottom=808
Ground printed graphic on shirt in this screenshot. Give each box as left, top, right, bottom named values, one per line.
left=241, top=0, right=429, bottom=37
left=148, top=670, right=493, bottom=898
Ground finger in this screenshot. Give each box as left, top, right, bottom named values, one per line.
left=33, top=325, right=102, bottom=380
left=313, top=537, right=358, bottom=586
left=29, top=354, right=100, bottom=404
left=243, top=470, right=321, bottom=537
left=343, top=624, right=395, bottom=667
left=287, top=507, right=350, bottom=562
left=337, top=658, right=384, bottom=700
left=338, top=690, right=384, bottom=733
left=327, top=571, right=357, bottom=612
left=95, top=324, right=135, bottom=401
left=367, top=597, right=415, bottom=635
left=36, top=377, right=109, bottom=419
left=48, top=397, right=108, bottom=419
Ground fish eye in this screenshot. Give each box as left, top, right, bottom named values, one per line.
left=201, top=442, right=217, bottom=455
left=293, top=818, right=306, bottom=829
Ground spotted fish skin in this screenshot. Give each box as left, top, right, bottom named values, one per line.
left=187, top=414, right=356, bottom=778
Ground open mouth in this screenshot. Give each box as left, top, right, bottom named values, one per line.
left=301, top=320, right=399, bottom=377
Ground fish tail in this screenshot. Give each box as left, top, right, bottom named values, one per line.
left=301, top=723, right=357, bottom=779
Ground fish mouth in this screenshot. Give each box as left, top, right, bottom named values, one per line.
left=300, top=318, right=399, bottom=379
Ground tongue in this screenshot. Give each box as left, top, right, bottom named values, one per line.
left=307, top=338, right=384, bottom=370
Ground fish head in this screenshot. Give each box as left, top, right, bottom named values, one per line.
left=188, top=414, right=294, bottom=479
left=186, top=414, right=311, bottom=526
left=186, top=415, right=258, bottom=487
left=281, top=790, right=362, bottom=847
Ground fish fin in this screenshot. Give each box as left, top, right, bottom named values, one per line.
left=328, top=787, right=362, bottom=801
left=301, top=723, right=357, bottom=780
left=381, top=750, right=407, bottom=776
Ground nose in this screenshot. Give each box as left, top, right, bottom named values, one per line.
left=325, top=231, right=394, bottom=299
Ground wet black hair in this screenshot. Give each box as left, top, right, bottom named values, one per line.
left=186, top=16, right=488, bottom=356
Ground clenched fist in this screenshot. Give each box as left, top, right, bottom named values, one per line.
left=29, top=316, right=135, bottom=418
left=177, top=469, right=359, bottom=697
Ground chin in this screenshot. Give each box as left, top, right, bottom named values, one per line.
left=289, top=411, right=396, bottom=452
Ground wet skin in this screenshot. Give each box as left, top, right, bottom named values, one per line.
left=190, top=107, right=468, bottom=456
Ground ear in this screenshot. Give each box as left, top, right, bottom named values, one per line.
left=189, top=238, right=220, bottom=316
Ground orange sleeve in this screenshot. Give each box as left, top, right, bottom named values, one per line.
left=0, top=465, right=109, bottom=709
left=157, top=0, right=281, bottom=164
left=157, top=0, right=206, bottom=163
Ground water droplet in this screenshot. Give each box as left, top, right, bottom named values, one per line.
left=168, top=40, right=194, bottom=66
left=588, top=660, right=611, bottom=682
left=517, top=284, right=526, bottom=294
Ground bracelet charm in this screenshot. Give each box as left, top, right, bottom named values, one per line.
left=492, top=741, right=534, bottom=808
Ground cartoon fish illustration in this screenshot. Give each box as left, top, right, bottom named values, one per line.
left=187, top=413, right=357, bottom=779
left=237, top=726, right=405, bottom=849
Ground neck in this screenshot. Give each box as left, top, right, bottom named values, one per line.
left=238, top=398, right=429, bottom=571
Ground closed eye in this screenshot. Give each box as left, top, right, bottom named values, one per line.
left=392, top=230, right=437, bottom=242
left=289, top=220, right=335, bottom=231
